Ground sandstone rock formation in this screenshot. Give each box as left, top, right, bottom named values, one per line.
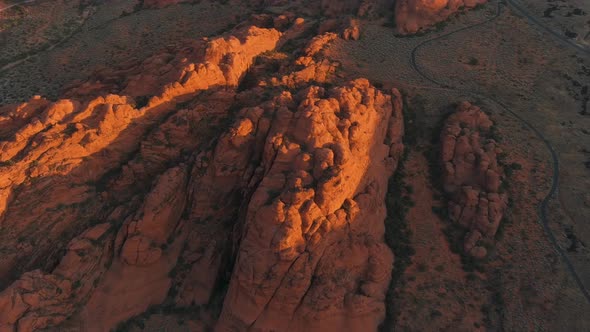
left=216, top=78, right=404, bottom=331
left=440, top=101, right=507, bottom=258
left=342, top=18, right=361, bottom=40
left=0, top=223, right=114, bottom=331
left=0, top=22, right=284, bottom=331
left=0, top=13, right=406, bottom=331
left=395, top=0, right=488, bottom=34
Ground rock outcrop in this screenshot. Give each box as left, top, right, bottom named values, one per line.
left=0, top=223, right=114, bottom=331
left=395, top=0, right=488, bottom=34
left=216, top=78, right=404, bottom=331
left=0, top=22, right=286, bottom=331
left=0, top=13, right=406, bottom=331
left=440, top=101, right=507, bottom=258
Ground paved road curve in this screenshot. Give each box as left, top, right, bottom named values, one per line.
left=410, top=0, right=590, bottom=304
left=505, top=0, right=590, bottom=56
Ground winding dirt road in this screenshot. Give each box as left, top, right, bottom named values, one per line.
left=506, top=0, right=590, bottom=55
left=410, top=0, right=590, bottom=304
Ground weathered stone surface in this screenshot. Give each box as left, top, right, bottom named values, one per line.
left=216, top=78, right=403, bottom=331
left=0, top=10, right=407, bottom=332
left=440, top=101, right=507, bottom=258
left=0, top=22, right=288, bottom=331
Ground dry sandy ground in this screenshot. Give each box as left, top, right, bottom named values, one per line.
left=395, top=151, right=489, bottom=332
left=0, top=0, right=88, bottom=67
left=410, top=4, right=590, bottom=313
left=0, top=0, right=247, bottom=103
left=328, top=0, right=590, bottom=330
left=515, top=0, right=590, bottom=48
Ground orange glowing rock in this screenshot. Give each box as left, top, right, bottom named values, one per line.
left=0, top=12, right=408, bottom=331
left=395, top=0, right=488, bottom=34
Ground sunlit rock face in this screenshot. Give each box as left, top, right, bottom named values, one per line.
left=0, top=22, right=283, bottom=331
left=216, top=78, right=404, bottom=332
left=395, top=0, right=488, bottom=34
left=0, top=10, right=406, bottom=331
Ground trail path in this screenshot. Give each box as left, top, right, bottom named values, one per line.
left=409, top=0, right=590, bottom=303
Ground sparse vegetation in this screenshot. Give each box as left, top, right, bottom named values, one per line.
left=402, top=93, right=425, bottom=146
left=504, top=162, right=522, bottom=177
left=430, top=309, right=442, bottom=318
left=380, top=150, right=415, bottom=331
left=0, top=5, right=27, bottom=31
left=443, top=223, right=487, bottom=272
left=489, top=125, right=502, bottom=142
left=112, top=303, right=203, bottom=332
left=0, top=160, right=16, bottom=167
left=564, top=29, right=578, bottom=39
left=135, top=95, right=150, bottom=109
left=380, top=91, right=420, bottom=330
left=472, top=3, right=485, bottom=11
left=481, top=272, right=505, bottom=328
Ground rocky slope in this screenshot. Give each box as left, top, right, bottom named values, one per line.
left=216, top=79, right=403, bottom=332
left=440, top=101, right=507, bottom=258
left=0, top=11, right=406, bottom=331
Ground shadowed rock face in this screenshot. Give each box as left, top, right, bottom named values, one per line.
left=395, top=0, right=488, bottom=34
left=440, top=101, right=507, bottom=258
left=0, top=11, right=405, bottom=331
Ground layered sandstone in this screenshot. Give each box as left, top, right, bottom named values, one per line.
left=0, top=14, right=406, bottom=332
left=0, top=223, right=114, bottom=331
left=216, top=78, right=404, bottom=331
left=440, top=101, right=507, bottom=258
left=0, top=22, right=286, bottom=331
